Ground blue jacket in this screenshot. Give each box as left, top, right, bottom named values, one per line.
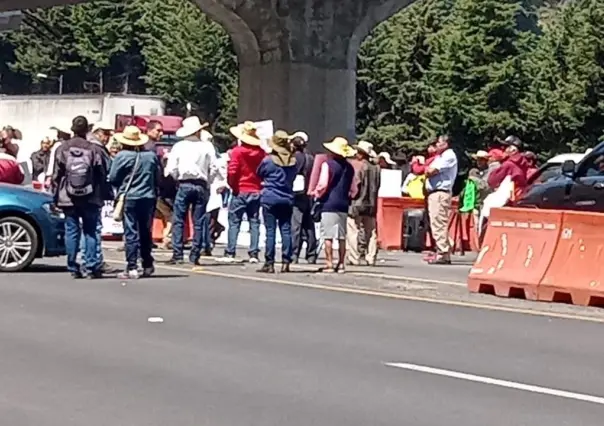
left=109, top=149, right=160, bottom=200
left=321, top=158, right=354, bottom=213
left=257, top=156, right=297, bottom=206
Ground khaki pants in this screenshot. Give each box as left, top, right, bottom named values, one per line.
left=155, top=199, right=173, bottom=245
left=346, top=216, right=378, bottom=265
left=427, top=191, right=452, bottom=258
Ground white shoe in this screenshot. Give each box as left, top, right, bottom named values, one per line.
left=217, top=256, right=237, bottom=263
left=248, top=257, right=259, bottom=264
left=118, top=269, right=140, bottom=280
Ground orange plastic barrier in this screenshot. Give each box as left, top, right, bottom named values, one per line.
left=467, top=208, right=562, bottom=300
left=377, top=197, right=425, bottom=250
left=538, top=211, right=604, bottom=307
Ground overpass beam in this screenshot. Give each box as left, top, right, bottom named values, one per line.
left=196, top=0, right=413, bottom=149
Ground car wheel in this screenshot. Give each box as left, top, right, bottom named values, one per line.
left=0, top=216, right=39, bottom=273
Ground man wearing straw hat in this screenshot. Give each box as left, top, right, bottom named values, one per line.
left=217, top=121, right=266, bottom=263
left=312, top=136, right=359, bottom=273
left=347, top=140, right=380, bottom=266
left=164, top=116, right=218, bottom=265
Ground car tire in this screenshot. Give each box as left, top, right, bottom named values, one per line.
left=0, top=216, right=39, bottom=273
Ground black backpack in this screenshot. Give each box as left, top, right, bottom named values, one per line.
left=65, top=146, right=94, bottom=197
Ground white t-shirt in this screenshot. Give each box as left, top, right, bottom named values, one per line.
left=426, top=148, right=458, bottom=192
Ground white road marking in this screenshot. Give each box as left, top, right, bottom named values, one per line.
left=385, top=362, right=604, bottom=405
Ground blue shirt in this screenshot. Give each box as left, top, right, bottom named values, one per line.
left=109, top=149, right=160, bottom=200
left=257, top=156, right=297, bottom=206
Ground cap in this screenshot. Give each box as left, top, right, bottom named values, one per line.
left=503, top=135, right=522, bottom=148
left=91, top=121, right=114, bottom=133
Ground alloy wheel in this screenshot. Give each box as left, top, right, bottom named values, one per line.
left=0, top=221, right=34, bottom=270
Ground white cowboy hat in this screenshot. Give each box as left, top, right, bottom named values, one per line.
left=471, top=150, right=490, bottom=159
left=377, top=151, right=396, bottom=165
left=288, top=131, right=309, bottom=143
left=114, top=125, right=149, bottom=147
left=323, top=136, right=356, bottom=158
left=91, top=121, right=114, bottom=134
left=354, top=140, right=375, bottom=157
left=229, top=121, right=262, bottom=146
left=176, top=116, right=209, bottom=138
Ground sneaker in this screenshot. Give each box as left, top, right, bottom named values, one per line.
left=87, top=270, right=104, bottom=280
left=164, top=258, right=185, bottom=265
left=248, top=256, right=259, bottom=264
left=118, top=270, right=140, bottom=280
left=258, top=263, right=275, bottom=273
left=217, top=255, right=237, bottom=263
left=281, top=263, right=291, bottom=273
left=142, top=267, right=155, bottom=277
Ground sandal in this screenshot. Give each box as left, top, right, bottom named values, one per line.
left=318, top=266, right=336, bottom=273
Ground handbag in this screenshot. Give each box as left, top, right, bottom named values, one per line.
left=113, top=153, right=141, bottom=222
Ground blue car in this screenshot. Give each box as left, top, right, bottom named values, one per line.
left=0, top=184, right=66, bottom=272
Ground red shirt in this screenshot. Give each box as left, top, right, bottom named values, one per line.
left=227, top=144, right=266, bottom=194
left=0, top=153, right=24, bottom=185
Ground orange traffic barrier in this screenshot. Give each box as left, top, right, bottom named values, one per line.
left=377, top=197, right=425, bottom=250
left=467, top=208, right=562, bottom=300
left=538, top=211, right=604, bottom=307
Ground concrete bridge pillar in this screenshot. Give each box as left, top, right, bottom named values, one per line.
left=195, top=0, right=413, bottom=149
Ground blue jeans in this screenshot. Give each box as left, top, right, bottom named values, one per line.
left=262, top=203, right=293, bottom=265
left=64, top=205, right=102, bottom=274
left=79, top=216, right=103, bottom=265
left=123, top=198, right=155, bottom=271
left=226, top=193, right=260, bottom=257
left=171, top=181, right=209, bottom=262
left=200, top=212, right=211, bottom=252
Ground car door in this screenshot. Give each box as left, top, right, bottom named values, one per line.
left=565, top=154, right=604, bottom=212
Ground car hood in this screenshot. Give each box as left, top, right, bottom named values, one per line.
left=0, top=183, right=53, bottom=204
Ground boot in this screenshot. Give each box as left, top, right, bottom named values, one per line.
left=258, top=263, right=275, bottom=273
left=281, top=263, right=291, bottom=273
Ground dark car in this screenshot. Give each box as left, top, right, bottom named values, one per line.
left=0, top=184, right=66, bottom=272
left=515, top=143, right=604, bottom=211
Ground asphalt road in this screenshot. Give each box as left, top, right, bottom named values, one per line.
left=0, top=262, right=602, bottom=425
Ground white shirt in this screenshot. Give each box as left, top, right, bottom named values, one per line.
left=206, top=154, right=228, bottom=212
left=165, top=137, right=218, bottom=183
left=426, top=148, right=458, bottom=192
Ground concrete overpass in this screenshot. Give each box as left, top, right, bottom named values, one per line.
left=0, top=0, right=414, bottom=147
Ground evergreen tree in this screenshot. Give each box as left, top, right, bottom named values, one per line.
left=421, top=0, right=537, bottom=150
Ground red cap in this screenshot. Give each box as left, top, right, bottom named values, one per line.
left=488, top=148, right=504, bottom=162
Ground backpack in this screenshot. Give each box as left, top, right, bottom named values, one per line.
left=65, top=146, right=95, bottom=197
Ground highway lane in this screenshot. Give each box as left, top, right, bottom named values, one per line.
left=0, top=264, right=602, bottom=425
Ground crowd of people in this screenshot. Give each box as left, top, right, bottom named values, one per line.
left=0, top=114, right=544, bottom=277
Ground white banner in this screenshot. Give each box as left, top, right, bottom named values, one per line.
left=101, top=201, right=124, bottom=236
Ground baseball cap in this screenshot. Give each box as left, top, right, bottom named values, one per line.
left=91, top=121, right=114, bottom=133
left=502, top=135, right=522, bottom=148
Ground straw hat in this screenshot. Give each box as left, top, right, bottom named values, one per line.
left=229, top=121, right=262, bottom=146
left=323, top=136, right=356, bottom=158
left=354, top=140, right=375, bottom=157
left=471, top=150, right=490, bottom=160
left=114, top=125, right=149, bottom=147
left=269, top=130, right=296, bottom=166
left=176, top=116, right=209, bottom=138
left=377, top=151, right=396, bottom=165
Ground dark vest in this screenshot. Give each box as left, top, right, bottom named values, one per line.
left=321, top=158, right=354, bottom=213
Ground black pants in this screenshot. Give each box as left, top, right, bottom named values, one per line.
left=291, top=203, right=317, bottom=262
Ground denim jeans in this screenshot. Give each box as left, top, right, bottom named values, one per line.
left=262, top=203, right=293, bottom=265
left=64, top=205, right=102, bottom=274
left=200, top=212, right=211, bottom=252
left=171, top=181, right=209, bottom=262
left=123, top=198, right=155, bottom=271
left=226, top=193, right=260, bottom=257
left=80, top=216, right=104, bottom=266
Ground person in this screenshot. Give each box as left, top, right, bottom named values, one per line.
left=31, top=137, right=52, bottom=179
left=0, top=151, right=24, bottom=185
left=461, top=150, right=491, bottom=230
left=425, top=135, right=458, bottom=265
left=0, top=126, right=20, bottom=158
left=144, top=120, right=164, bottom=153
left=347, top=141, right=380, bottom=266
left=45, top=125, right=72, bottom=186
left=218, top=121, right=265, bottom=263
left=524, top=151, right=539, bottom=181
left=155, top=155, right=177, bottom=250
left=164, top=116, right=217, bottom=265
left=256, top=130, right=297, bottom=273
left=52, top=116, right=108, bottom=278
left=401, top=155, right=427, bottom=199
left=313, top=137, right=358, bottom=273
left=109, top=126, right=161, bottom=279
left=200, top=139, right=228, bottom=256
left=83, top=121, right=116, bottom=274
left=108, top=140, right=122, bottom=157
left=377, top=152, right=396, bottom=169
left=289, top=131, right=317, bottom=264
left=488, top=136, right=530, bottom=197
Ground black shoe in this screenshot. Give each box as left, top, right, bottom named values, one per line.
left=200, top=250, right=213, bottom=257
left=152, top=243, right=158, bottom=249
left=281, top=263, right=290, bottom=273
left=258, top=263, right=275, bottom=273
left=428, top=257, right=452, bottom=265
left=164, top=258, right=185, bottom=265
left=88, top=270, right=104, bottom=279
left=71, top=271, right=84, bottom=279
